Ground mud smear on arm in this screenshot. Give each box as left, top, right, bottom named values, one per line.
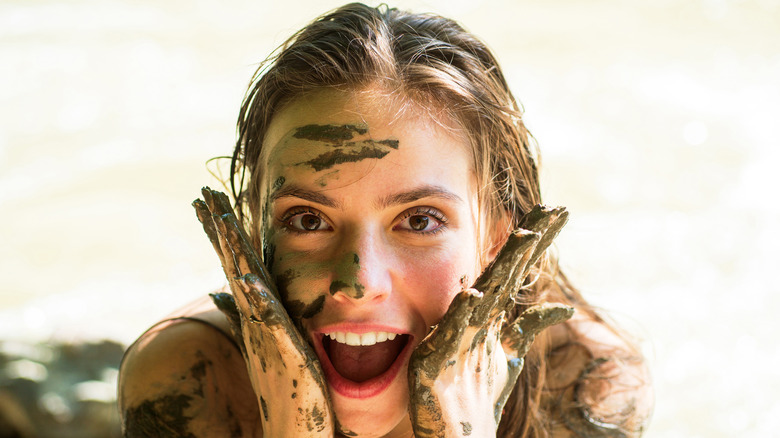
left=123, top=351, right=241, bottom=437
left=124, top=394, right=196, bottom=438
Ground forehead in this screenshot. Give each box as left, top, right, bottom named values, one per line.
left=261, top=89, right=474, bottom=192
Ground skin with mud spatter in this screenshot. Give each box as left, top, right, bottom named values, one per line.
left=408, top=205, right=574, bottom=438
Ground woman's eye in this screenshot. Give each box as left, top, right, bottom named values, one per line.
left=395, top=208, right=446, bottom=234
left=287, top=212, right=330, bottom=231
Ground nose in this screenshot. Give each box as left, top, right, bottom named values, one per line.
left=329, top=229, right=392, bottom=305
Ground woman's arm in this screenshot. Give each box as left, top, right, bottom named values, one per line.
left=118, top=319, right=261, bottom=437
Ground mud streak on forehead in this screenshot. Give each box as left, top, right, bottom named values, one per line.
left=292, top=123, right=368, bottom=142
left=270, top=123, right=399, bottom=173
left=302, top=139, right=399, bottom=172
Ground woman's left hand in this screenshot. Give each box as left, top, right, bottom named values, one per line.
left=408, top=205, right=574, bottom=438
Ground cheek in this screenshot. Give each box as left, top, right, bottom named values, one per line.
left=270, top=250, right=330, bottom=319
left=400, top=248, right=479, bottom=327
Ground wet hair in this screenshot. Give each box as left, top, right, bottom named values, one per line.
left=228, top=3, right=643, bottom=436
left=231, top=2, right=539, bottom=231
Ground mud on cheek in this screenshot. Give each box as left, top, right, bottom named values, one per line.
left=271, top=261, right=330, bottom=336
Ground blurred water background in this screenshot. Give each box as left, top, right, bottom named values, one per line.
left=1, top=0, right=778, bottom=436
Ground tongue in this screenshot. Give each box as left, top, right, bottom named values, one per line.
left=327, top=337, right=405, bottom=382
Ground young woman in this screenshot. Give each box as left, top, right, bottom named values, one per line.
left=118, top=3, right=653, bottom=437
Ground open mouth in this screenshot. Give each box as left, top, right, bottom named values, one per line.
left=315, top=330, right=412, bottom=398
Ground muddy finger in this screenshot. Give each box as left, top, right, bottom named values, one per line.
left=202, top=187, right=257, bottom=255
left=233, top=274, right=330, bottom=403
left=218, top=211, right=275, bottom=288
left=193, top=199, right=221, bottom=256
left=209, top=292, right=243, bottom=349
left=206, top=212, right=241, bottom=280
left=518, top=205, right=568, bottom=277
left=231, top=274, right=285, bottom=325
left=501, top=303, right=574, bottom=359
left=201, top=186, right=235, bottom=217
left=211, top=213, right=249, bottom=273
left=468, top=286, right=502, bottom=328
left=234, top=274, right=321, bottom=364
left=194, top=198, right=240, bottom=279
left=472, top=229, right=540, bottom=319
left=473, top=229, right=539, bottom=293
left=411, top=289, right=482, bottom=381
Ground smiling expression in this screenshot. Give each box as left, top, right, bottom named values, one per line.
left=259, top=88, right=497, bottom=437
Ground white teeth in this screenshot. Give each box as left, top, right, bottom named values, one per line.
left=325, top=331, right=401, bottom=346
left=361, top=332, right=376, bottom=345
left=345, top=333, right=361, bottom=346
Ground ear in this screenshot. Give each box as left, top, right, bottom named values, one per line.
left=484, top=211, right=512, bottom=263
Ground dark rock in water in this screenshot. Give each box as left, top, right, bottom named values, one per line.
left=0, top=339, right=125, bottom=438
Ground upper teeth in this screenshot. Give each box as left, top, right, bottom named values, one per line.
left=326, top=331, right=398, bottom=346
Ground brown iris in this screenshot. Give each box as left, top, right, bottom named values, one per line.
left=300, top=214, right=322, bottom=230
left=408, top=215, right=429, bottom=231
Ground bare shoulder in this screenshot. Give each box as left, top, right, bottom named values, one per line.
left=118, top=311, right=261, bottom=437
left=542, top=311, right=654, bottom=437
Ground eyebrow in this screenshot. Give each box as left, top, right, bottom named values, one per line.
left=271, top=185, right=341, bottom=209
left=378, top=185, right=464, bottom=209
left=270, top=184, right=463, bottom=210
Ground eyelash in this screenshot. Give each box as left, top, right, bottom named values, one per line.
left=395, top=206, right=448, bottom=235
left=278, top=207, right=330, bottom=234
left=276, top=206, right=449, bottom=235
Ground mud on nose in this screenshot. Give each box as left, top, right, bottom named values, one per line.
left=329, top=279, right=365, bottom=299
left=329, top=252, right=366, bottom=299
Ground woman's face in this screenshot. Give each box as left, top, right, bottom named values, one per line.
left=261, top=89, right=494, bottom=437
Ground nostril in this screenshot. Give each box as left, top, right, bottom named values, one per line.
left=329, top=279, right=366, bottom=300
left=329, top=280, right=348, bottom=295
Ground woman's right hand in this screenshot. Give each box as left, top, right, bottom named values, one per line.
left=193, top=187, right=334, bottom=438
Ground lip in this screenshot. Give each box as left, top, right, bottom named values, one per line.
left=312, top=323, right=414, bottom=399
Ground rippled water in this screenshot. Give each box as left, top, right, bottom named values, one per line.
left=1, top=0, right=778, bottom=436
